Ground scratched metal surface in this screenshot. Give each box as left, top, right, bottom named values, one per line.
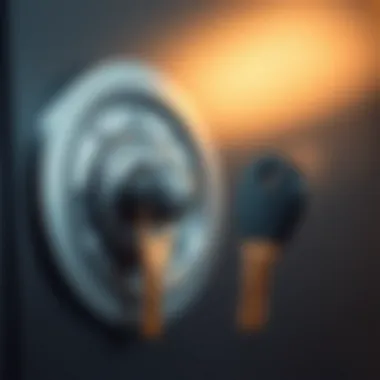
left=9, top=1, right=380, bottom=379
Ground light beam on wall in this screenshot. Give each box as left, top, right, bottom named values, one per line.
left=149, top=6, right=376, bottom=143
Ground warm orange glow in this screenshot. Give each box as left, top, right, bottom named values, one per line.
left=285, top=142, right=325, bottom=183
left=149, top=6, right=376, bottom=144
left=369, top=0, right=380, bottom=84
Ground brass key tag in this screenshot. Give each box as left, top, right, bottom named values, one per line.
left=138, top=222, right=174, bottom=339
left=237, top=241, right=280, bottom=332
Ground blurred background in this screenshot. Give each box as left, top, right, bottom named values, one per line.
left=6, top=0, right=380, bottom=379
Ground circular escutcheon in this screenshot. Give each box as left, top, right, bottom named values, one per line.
left=37, top=60, right=224, bottom=327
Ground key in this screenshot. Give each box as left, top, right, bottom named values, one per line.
left=235, top=153, right=308, bottom=332
left=138, top=221, right=174, bottom=339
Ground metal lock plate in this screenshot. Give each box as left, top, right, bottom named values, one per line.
left=37, top=60, right=224, bottom=327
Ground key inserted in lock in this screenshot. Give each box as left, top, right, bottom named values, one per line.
left=89, top=154, right=193, bottom=337
left=36, top=60, right=223, bottom=330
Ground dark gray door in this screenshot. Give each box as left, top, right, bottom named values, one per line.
left=8, top=1, right=380, bottom=379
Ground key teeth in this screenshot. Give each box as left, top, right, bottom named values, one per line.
left=236, top=241, right=279, bottom=333
left=138, top=224, right=174, bottom=340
